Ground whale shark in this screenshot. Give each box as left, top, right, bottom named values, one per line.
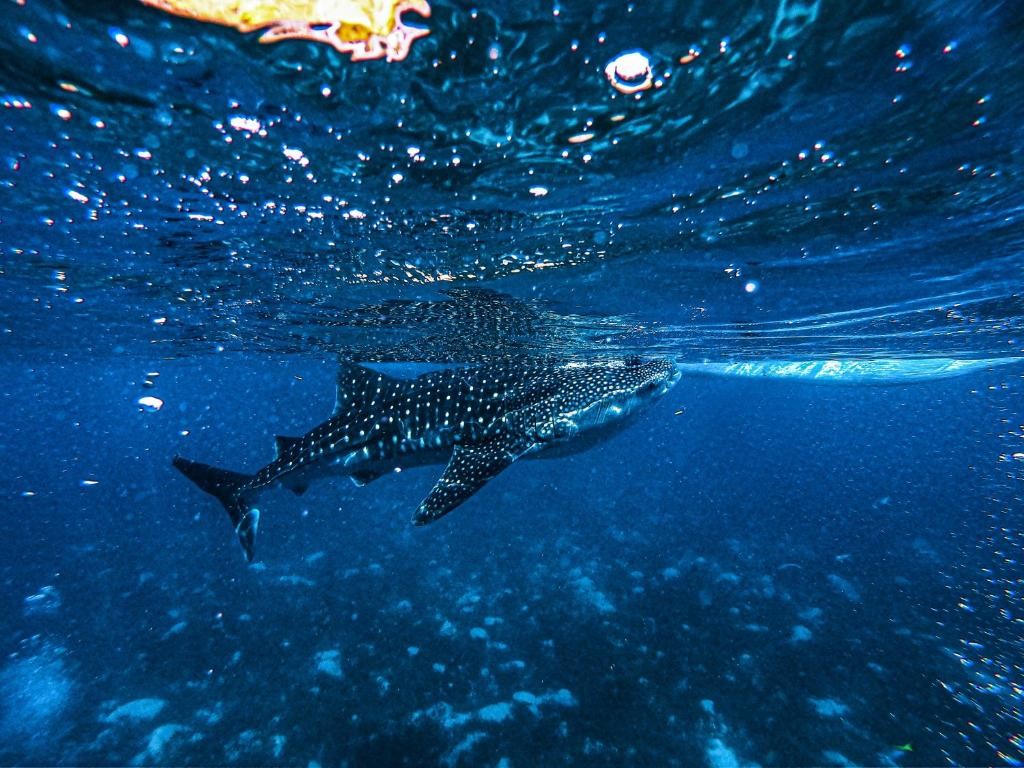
left=173, top=358, right=680, bottom=561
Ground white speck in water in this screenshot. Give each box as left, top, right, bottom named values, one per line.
left=283, top=147, right=309, bottom=166
left=138, top=396, right=163, bottom=412
left=108, top=27, right=130, bottom=48
left=228, top=116, right=262, bottom=133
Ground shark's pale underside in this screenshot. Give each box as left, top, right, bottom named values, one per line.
left=173, top=358, right=680, bottom=561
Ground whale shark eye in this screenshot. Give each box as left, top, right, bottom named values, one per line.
left=624, top=355, right=643, bottom=368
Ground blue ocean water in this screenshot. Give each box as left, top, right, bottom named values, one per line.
left=1, top=0, right=1023, bottom=765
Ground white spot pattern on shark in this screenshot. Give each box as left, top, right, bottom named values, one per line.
left=173, top=358, right=680, bottom=561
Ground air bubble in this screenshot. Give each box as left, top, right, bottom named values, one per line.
left=108, top=27, right=130, bottom=47
left=604, top=50, right=653, bottom=94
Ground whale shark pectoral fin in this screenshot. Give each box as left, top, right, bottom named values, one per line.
left=412, top=439, right=534, bottom=525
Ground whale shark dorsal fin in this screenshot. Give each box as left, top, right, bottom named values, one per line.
left=412, top=437, right=536, bottom=525
left=334, top=362, right=399, bottom=416
left=274, top=435, right=303, bottom=457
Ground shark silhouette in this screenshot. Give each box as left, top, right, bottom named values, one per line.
left=173, top=358, right=680, bottom=561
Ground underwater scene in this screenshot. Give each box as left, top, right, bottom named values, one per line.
left=1, top=0, right=1023, bottom=765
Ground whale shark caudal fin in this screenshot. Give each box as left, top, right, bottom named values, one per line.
left=412, top=436, right=537, bottom=526
left=172, top=457, right=259, bottom=562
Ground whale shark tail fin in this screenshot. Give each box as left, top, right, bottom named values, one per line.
left=172, top=457, right=259, bottom=562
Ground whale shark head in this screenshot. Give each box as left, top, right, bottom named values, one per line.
left=546, top=357, right=680, bottom=438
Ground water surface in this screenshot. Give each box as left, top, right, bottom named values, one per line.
left=1, top=0, right=1022, bottom=765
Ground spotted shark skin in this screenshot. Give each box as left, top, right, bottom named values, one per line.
left=173, top=358, right=680, bottom=561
